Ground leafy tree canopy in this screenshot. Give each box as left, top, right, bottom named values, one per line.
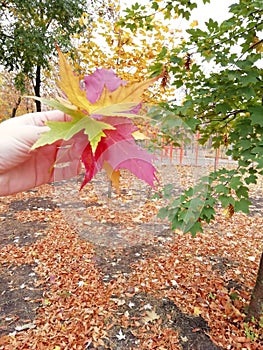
left=72, top=0, right=180, bottom=105
left=120, top=0, right=263, bottom=234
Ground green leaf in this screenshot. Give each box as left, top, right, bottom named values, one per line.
left=237, top=86, right=256, bottom=99
left=185, top=221, right=203, bottom=237
left=168, top=208, right=179, bottom=221
left=149, top=63, right=163, bottom=77
left=152, top=2, right=159, bottom=10
left=234, top=198, right=251, bottom=213
left=189, top=197, right=204, bottom=212
left=32, top=112, right=114, bottom=152
left=240, top=71, right=258, bottom=85
left=251, top=146, right=263, bottom=154
left=218, top=195, right=235, bottom=208
left=158, top=207, right=169, bottom=219
left=215, top=184, right=229, bottom=194
left=235, top=185, right=249, bottom=198
left=171, top=198, right=181, bottom=207
left=249, top=106, right=263, bottom=127
left=229, top=292, right=239, bottom=301
left=229, top=176, right=242, bottom=190
left=237, top=139, right=252, bottom=150
left=201, top=206, right=215, bottom=222
left=215, top=103, right=230, bottom=114
left=245, top=174, right=257, bottom=185
left=170, top=55, right=183, bottom=64
left=157, top=46, right=168, bottom=60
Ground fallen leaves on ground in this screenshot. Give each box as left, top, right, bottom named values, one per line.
left=0, top=164, right=262, bottom=349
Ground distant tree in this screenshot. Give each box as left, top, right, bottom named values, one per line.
left=0, top=0, right=88, bottom=114
left=0, top=70, right=34, bottom=121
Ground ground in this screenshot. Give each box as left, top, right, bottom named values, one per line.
left=0, top=163, right=262, bottom=349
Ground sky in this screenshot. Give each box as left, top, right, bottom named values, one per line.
left=189, top=0, right=234, bottom=27
left=122, top=0, right=235, bottom=30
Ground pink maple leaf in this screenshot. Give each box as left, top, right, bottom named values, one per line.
left=84, top=68, right=127, bottom=103
left=80, top=69, right=157, bottom=188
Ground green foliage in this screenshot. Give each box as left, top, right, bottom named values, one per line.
left=120, top=0, right=262, bottom=237
left=118, top=0, right=203, bottom=32
left=157, top=164, right=254, bottom=236
left=147, top=106, right=192, bottom=149
left=148, top=0, right=263, bottom=235
left=244, top=322, right=259, bottom=341
left=208, top=292, right=216, bottom=300
left=229, top=292, right=239, bottom=301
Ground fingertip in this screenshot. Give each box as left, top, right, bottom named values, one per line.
left=39, top=110, right=66, bottom=125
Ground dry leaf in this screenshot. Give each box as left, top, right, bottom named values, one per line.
left=193, top=306, right=202, bottom=316
left=142, top=309, right=160, bottom=324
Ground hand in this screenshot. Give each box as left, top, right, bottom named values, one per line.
left=0, top=111, right=87, bottom=196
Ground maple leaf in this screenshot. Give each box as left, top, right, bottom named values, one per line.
left=80, top=142, right=95, bottom=189
left=31, top=49, right=160, bottom=152
left=89, top=77, right=160, bottom=117
left=84, top=68, right=127, bottom=103
left=80, top=116, right=157, bottom=188
left=142, top=309, right=160, bottom=324
left=103, top=161, right=120, bottom=194
left=32, top=111, right=114, bottom=152
left=116, top=329, right=126, bottom=341
left=83, top=64, right=161, bottom=117
left=56, top=45, right=92, bottom=112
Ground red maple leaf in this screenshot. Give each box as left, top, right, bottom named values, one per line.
left=81, top=116, right=157, bottom=189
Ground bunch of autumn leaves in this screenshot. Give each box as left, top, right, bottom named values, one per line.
left=32, top=48, right=161, bottom=191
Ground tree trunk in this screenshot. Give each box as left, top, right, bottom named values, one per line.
left=34, top=65, right=41, bottom=112
left=246, top=249, right=263, bottom=321
left=11, top=96, right=21, bottom=118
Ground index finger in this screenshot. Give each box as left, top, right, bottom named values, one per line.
left=0, top=110, right=69, bottom=130
left=26, top=110, right=69, bottom=126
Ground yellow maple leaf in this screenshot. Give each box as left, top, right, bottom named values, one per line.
left=90, top=74, right=162, bottom=116
left=222, top=204, right=234, bottom=218
left=103, top=161, right=120, bottom=194
left=190, top=20, right=198, bottom=28
left=57, top=46, right=90, bottom=112
left=132, top=130, right=149, bottom=140
left=194, top=306, right=202, bottom=316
